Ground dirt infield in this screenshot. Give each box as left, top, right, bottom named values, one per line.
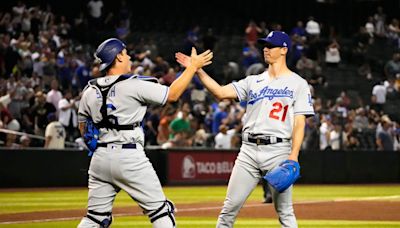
left=1, top=200, right=400, bottom=223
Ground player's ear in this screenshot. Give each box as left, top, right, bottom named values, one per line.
left=115, top=52, right=123, bottom=62
left=281, top=47, right=288, bottom=55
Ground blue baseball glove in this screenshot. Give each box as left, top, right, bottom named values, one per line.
left=263, top=160, right=300, bottom=193
left=83, top=118, right=100, bottom=157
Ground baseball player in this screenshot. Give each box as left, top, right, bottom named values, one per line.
left=176, top=31, right=314, bottom=228
left=77, top=38, right=212, bottom=228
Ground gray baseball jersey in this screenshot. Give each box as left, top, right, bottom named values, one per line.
left=217, top=71, right=314, bottom=228
left=232, top=70, right=314, bottom=138
left=78, top=75, right=169, bottom=146
left=77, top=75, right=175, bottom=228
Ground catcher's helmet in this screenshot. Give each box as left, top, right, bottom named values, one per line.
left=94, top=38, right=126, bottom=71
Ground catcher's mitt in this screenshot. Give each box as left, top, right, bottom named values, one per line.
left=83, top=118, right=99, bottom=156
left=263, top=160, right=300, bottom=193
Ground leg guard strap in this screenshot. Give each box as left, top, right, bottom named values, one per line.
left=86, top=210, right=112, bottom=228
left=148, top=200, right=176, bottom=226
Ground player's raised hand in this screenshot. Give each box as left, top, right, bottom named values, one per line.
left=184, top=47, right=213, bottom=69
left=175, top=52, right=190, bottom=68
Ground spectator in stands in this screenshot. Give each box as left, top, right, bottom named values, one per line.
left=394, top=122, right=400, bottom=151
left=0, top=102, right=21, bottom=148
left=245, top=62, right=265, bottom=76
left=365, top=16, right=375, bottom=41
left=296, top=53, right=315, bottom=79
left=115, top=19, right=130, bottom=40
left=58, top=90, right=78, bottom=142
left=212, top=101, right=229, bottom=135
left=75, top=60, right=92, bottom=90
left=44, top=112, right=65, bottom=149
left=183, top=25, right=201, bottom=55
left=308, top=66, right=328, bottom=95
left=387, top=18, right=400, bottom=48
left=10, top=134, right=31, bottom=149
left=353, top=107, right=369, bottom=132
left=31, top=91, right=56, bottom=136
left=58, top=15, right=71, bottom=39
left=325, top=39, right=341, bottom=67
left=305, top=16, right=320, bottom=39
left=87, top=0, right=103, bottom=29
left=160, top=67, right=177, bottom=86
left=319, top=114, right=333, bottom=150
left=193, top=123, right=208, bottom=147
left=19, top=134, right=31, bottom=148
left=288, top=34, right=306, bottom=69
left=384, top=52, right=400, bottom=79
left=169, top=102, right=191, bottom=140
left=157, top=105, right=176, bottom=145
left=329, top=123, right=347, bottom=150
left=373, top=6, right=386, bottom=38
left=371, top=80, right=387, bottom=113
left=4, top=37, right=21, bottom=78
left=242, top=42, right=262, bottom=71
left=291, top=20, right=307, bottom=40
left=338, top=90, right=351, bottom=108
left=245, top=20, right=262, bottom=45
left=347, top=132, right=361, bottom=150
left=223, top=61, right=240, bottom=83
left=303, top=116, right=319, bottom=150
left=144, top=106, right=161, bottom=146
left=376, top=116, right=394, bottom=151
left=259, top=21, right=269, bottom=36
left=8, top=77, right=29, bottom=122
left=214, top=124, right=237, bottom=149
left=365, top=16, right=375, bottom=38
left=152, top=56, right=170, bottom=78
left=46, top=79, right=63, bottom=115
left=352, top=26, right=370, bottom=64
left=163, top=103, right=193, bottom=149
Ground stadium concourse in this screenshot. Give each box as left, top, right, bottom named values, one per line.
left=0, top=0, right=399, bottom=152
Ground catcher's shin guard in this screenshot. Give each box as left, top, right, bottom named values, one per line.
left=85, top=210, right=113, bottom=228
left=148, top=200, right=176, bottom=228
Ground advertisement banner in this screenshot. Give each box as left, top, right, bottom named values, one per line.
left=168, top=150, right=238, bottom=184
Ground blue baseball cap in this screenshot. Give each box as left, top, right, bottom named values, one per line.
left=258, top=31, right=291, bottom=50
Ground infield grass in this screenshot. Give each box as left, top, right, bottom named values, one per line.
left=1, top=184, right=400, bottom=227
left=1, top=217, right=400, bottom=228
left=1, top=184, right=399, bottom=214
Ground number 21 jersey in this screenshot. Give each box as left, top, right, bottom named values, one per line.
left=231, top=71, right=314, bottom=139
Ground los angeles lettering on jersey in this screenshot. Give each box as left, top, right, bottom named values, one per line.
left=248, top=86, right=294, bottom=105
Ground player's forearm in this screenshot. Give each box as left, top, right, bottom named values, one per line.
left=79, top=122, right=86, bottom=137
left=167, top=66, right=197, bottom=102
left=290, top=116, right=306, bottom=161
left=197, top=69, right=225, bottom=99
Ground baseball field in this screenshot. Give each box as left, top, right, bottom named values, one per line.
left=0, top=184, right=399, bottom=227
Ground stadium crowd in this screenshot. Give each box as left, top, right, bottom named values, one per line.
left=0, top=1, right=399, bottom=151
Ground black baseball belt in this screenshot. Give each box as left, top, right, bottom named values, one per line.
left=242, top=133, right=287, bottom=146
left=97, top=143, right=137, bottom=149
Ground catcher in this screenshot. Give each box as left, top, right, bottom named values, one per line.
left=77, top=38, right=212, bottom=228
